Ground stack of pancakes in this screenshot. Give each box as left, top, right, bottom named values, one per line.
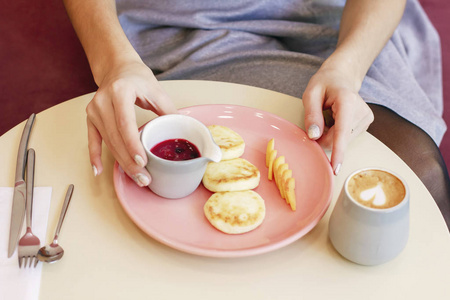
left=203, top=125, right=265, bottom=234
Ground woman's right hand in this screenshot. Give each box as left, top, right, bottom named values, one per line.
left=86, top=59, right=178, bottom=187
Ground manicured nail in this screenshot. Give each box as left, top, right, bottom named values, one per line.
left=92, top=165, right=98, bottom=177
left=334, top=163, right=341, bottom=176
left=132, top=173, right=150, bottom=187
left=308, top=124, right=320, bottom=140
left=134, top=155, right=146, bottom=168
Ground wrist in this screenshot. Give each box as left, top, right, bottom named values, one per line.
left=321, top=48, right=366, bottom=92
left=91, top=48, right=142, bottom=86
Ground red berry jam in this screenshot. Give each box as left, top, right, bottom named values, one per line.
left=151, top=139, right=201, bottom=161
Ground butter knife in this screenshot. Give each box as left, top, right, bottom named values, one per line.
left=7, top=113, right=36, bottom=258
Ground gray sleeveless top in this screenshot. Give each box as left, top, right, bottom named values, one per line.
left=116, top=0, right=446, bottom=145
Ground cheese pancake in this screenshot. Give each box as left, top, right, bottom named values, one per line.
left=202, top=158, right=260, bottom=192
left=204, top=190, right=266, bottom=234
left=208, top=125, right=245, bottom=160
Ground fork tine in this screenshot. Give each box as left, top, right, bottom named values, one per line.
left=33, top=257, right=39, bottom=268
left=18, top=257, right=23, bottom=268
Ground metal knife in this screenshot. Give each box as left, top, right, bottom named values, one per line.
left=7, top=113, right=36, bottom=258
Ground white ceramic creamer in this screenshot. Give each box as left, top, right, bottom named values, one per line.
left=140, top=114, right=222, bottom=199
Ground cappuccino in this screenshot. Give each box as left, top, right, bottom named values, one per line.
left=347, top=170, right=405, bottom=209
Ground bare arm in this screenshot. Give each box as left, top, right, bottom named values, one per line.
left=303, top=0, right=407, bottom=174
left=63, top=0, right=177, bottom=186
left=329, top=0, right=407, bottom=89
left=63, top=0, right=138, bottom=85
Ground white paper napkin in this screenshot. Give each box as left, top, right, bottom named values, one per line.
left=0, top=187, right=52, bottom=300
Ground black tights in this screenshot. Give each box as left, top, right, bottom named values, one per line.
left=367, top=104, right=450, bottom=231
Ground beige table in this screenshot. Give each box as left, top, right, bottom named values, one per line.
left=1, top=80, right=449, bottom=299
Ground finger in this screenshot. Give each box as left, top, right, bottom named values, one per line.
left=103, top=111, right=152, bottom=187
left=356, top=103, right=375, bottom=135
left=89, top=93, right=152, bottom=187
left=148, top=88, right=178, bottom=115
left=112, top=87, right=148, bottom=169
left=318, top=101, right=373, bottom=167
left=138, top=82, right=178, bottom=115
left=329, top=100, right=354, bottom=175
left=348, top=112, right=371, bottom=139
left=87, top=117, right=104, bottom=176
left=302, top=83, right=325, bottom=140
left=105, top=124, right=152, bottom=187
left=316, top=127, right=334, bottom=151
left=338, top=97, right=374, bottom=143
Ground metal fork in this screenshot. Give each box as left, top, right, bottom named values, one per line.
left=18, top=149, right=40, bottom=268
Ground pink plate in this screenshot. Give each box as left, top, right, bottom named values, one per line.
left=114, top=104, right=333, bottom=257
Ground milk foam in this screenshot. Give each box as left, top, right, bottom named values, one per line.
left=359, top=183, right=386, bottom=206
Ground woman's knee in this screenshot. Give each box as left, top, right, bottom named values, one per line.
left=412, top=150, right=449, bottom=195
left=367, top=104, right=450, bottom=228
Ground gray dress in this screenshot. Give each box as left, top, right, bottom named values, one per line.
left=116, top=0, right=446, bottom=145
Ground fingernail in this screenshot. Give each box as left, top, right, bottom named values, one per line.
left=92, top=165, right=98, bottom=177
left=134, top=155, right=146, bottom=168
left=334, top=163, right=341, bottom=176
left=308, top=124, right=320, bottom=140
left=132, top=173, right=150, bottom=187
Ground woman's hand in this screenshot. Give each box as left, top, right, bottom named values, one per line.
left=301, top=0, right=405, bottom=175
left=302, top=64, right=374, bottom=175
left=63, top=0, right=178, bottom=187
left=86, top=59, right=178, bottom=186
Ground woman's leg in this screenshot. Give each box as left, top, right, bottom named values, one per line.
left=367, top=104, right=450, bottom=230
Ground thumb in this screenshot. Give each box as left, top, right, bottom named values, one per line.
left=302, top=85, right=325, bottom=140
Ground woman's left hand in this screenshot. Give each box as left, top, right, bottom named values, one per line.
left=302, top=64, right=374, bottom=175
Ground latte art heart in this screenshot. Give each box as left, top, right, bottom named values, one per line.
left=347, top=170, right=405, bottom=209
left=359, top=183, right=386, bottom=206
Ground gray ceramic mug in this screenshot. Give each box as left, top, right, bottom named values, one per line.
left=328, top=168, right=410, bottom=266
